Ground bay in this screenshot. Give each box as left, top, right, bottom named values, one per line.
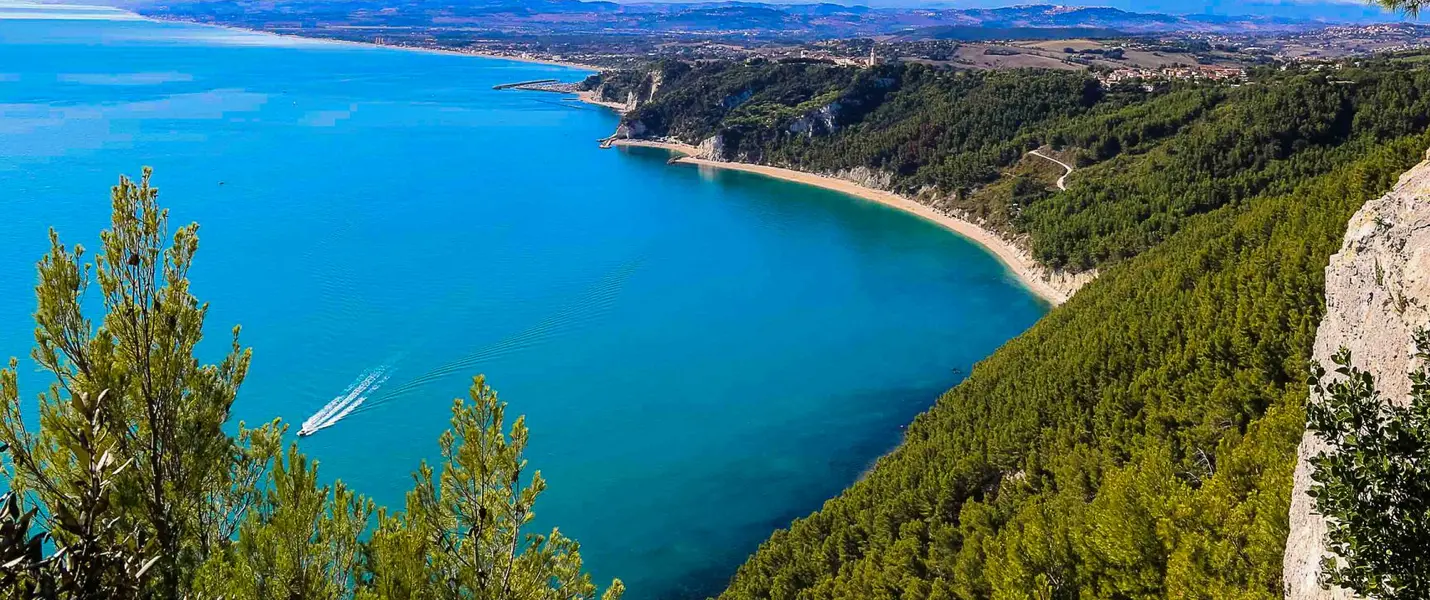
left=0, top=10, right=1046, bottom=599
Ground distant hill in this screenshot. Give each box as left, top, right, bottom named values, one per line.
left=125, top=0, right=1344, bottom=40
left=891, top=25, right=1126, bottom=41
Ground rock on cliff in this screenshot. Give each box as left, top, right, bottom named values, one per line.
left=613, top=119, right=648, bottom=140
left=696, top=134, right=727, bottom=161
left=1283, top=150, right=1430, bottom=600
left=789, top=102, right=840, bottom=137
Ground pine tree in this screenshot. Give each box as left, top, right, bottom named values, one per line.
left=0, top=168, right=623, bottom=600
left=364, top=376, right=624, bottom=600
left=1376, top=0, right=1427, bottom=16
left=0, top=168, right=281, bottom=597
left=192, top=445, right=372, bottom=600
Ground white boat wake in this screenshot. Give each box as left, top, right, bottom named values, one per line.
left=298, top=365, right=391, bottom=437
left=297, top=254, right=647, bottom=437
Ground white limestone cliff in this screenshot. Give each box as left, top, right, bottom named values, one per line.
left=1283, top=150, right=1430, bottom=600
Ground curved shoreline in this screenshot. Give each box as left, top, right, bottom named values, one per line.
left=606, top=140, right=1074, bottom=305
left=136, top=13, right=1074, bottom=304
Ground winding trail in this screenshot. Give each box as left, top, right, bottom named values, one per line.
left=1028, top=150, right=1074, bottom=191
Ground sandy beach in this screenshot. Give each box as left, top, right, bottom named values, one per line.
left=607, top=139, right=1074, bottom=305
left=576, top=90, right=631, bottom=112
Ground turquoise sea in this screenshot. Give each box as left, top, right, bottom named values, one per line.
left=0, top=8, right=1046, bottom=599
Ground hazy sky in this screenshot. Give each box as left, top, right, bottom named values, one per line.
left=983, top=0, right=1398, bottom=21
left=789, top=0, right=1409, bottom=22
left=17, top=0, right=1409, bottom=23
left=1046, top=0, right=1399, bottom=21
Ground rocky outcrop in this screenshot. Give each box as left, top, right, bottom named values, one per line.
left=584, top=67, right=669, bottom=115
left=644, top=69, right=664, bottom=104
left=721, top=89, right=754, bottom=110
left=696, top=134, right=727, bottom=161
left=619, top=89, right=640, bottom=113
left=1283, top=150, right=1430, bottom=600
left=789, top=102, right=841, bottom=137
left=612, top=119, right=648, bottom=140
left=828, top=165, right=892, bottom=191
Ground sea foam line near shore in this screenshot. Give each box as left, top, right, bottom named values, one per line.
left=600, top=138, right=1077, bottom=306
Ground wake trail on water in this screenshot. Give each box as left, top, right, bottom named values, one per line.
left=298, top=254, right=645, bottom=436
left=345, top=256, right=643, bottom=418
left=309, top=371, right=389, bottom=433
left=300, top=365, right=393, bottom=435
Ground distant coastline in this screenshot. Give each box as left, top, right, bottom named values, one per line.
left=602, top=138, right=1077, bottom=305
left=142, top=15, right=604, bottom=72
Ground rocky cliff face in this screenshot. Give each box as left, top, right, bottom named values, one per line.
left=612, top=118, right=648, bottom=140
left=696, top=134, right=726, bottom=161
left=789, top=102, right=841, bottom=137
left=1283, top=150, right=1430, bottom=600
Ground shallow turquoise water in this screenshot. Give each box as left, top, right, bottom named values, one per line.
left=0, top=12, right=1046, bottom=599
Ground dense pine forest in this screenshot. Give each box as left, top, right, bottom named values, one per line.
left=592, top=55, right=1430, bottom=599
left=598, top=57, right=1430, bottom=271
left=715, top=136, right=1430, bottom=600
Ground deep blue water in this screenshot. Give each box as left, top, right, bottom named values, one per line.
left=0, top=9, right=1046, bottom=599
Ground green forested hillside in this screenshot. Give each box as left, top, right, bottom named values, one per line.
left=596, top=56, right=1430, bottom=600
left=713, top=128, right=1430, bottom=600
left=607, top=59, right=1430, bottom=271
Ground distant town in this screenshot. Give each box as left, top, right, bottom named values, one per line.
left=126, top=1, right=1430, bottom=79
